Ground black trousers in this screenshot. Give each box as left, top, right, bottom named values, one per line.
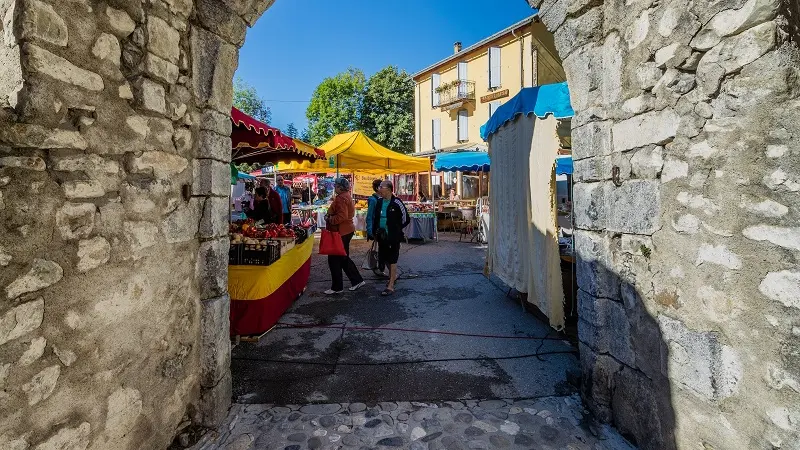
left=328, top=232, right=363, bottom=291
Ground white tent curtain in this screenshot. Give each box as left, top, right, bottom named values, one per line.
left=487, top=114, right=565, bottom=329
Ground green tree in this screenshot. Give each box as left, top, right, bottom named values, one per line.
left=361, top=66, right=415, bottom=154
left=233, top=77, right=272, bottom=123
left=305, top=68, right=366, bottom=146
left=299, top=128, right=311, bottom=143
left=285, top=123, right=298, bottom=138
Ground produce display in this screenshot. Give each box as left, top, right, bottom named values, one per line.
left=229, top=219, right=312, bottom=266
left=406, top=202, right=435, bottom=213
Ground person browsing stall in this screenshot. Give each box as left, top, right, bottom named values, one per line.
left=262, top=179, right=283, bottom=224
left=366, top=179, right=387, bottom=277
left=275, top=176, right=292, bottom=224
left=372, top=180, right=410, bottom=296
left=246, top=187, right=277, bottom=224
left=324, top=177, right=366, bottom=295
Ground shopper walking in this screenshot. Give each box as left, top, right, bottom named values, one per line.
left=324, top=177, right=366, bottom=295
left=275, top=176, right=293, bottom=224
left=365, top=179, right=386, bottom=277
left=372, top=180, right=410, bottom=296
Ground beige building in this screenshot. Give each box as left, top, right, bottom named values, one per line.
left=410, top=16, right=565, bottom=199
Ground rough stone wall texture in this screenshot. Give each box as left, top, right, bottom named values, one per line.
left=0, top=1, right=270, bottom=449
left=528, top=0, right=800, bottom=448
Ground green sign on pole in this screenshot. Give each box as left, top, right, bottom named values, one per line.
left=329, top=157, right=335, bottom=168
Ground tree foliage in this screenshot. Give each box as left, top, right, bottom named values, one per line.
left=361, top=66, right=415, bottom=154
left=285, top=123, right=298, bottom=138
left=305, top=68, right=366, bottom=146
left=233, top=77, right=272, bottom=124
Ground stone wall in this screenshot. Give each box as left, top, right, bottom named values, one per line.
left=528, top=0, right=800, bottom=448
left=0, top=1, right=273, bottom=449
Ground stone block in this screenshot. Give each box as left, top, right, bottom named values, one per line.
left=196, top=236, right=229, bottom=300
left=124, top=221, right=159, bottom=254
left=579, top=343, right=621, bottom=423
left=200, top=294, right=231, bottom=388
left=105, top=6, right=136, bottom=38
left=198, top=130, right=232, bottom=162
left=695, top=243, right=742, bottom=270
left=163, top=0, right=194, bottom=18
left=661, top=157, right=688, bottom=183
left=62, top=180, right=105, bottom=199
left=601, top=32, right=622, bottom=105
left=658, top=315, right=741, bottom=401
left=20, top=0, right=68, bottom=47
left=743, top=225, right=800, bottom=252
left=196, top=0, right=247, bottom=46
left=200, top=109, right=232, bottom=136
left=573, top=181, right=610, bottom=230
left=56, top=202, right=96, bottom=240
left=561, top=43, right=600, bottom=112
left=759, top=270, right=800, bottom=309
left=572, top=120, right=612, bottom=161
left=105, top=387, right=143, bottom=442
left=147, top=15, right=180, bottom=63
left=537, top=0, right=570, bottom=31
left=143, top=52, right=179, bottom=84
left=134, top=77, right=166, bottom=115
left=625, top=9, right=650, bottom=50
left=199, top=371, right=231, bottom=427
left=127, top=151, right=188, bottom=178
left=34, top=422, right=91, bottom=450
left=0, top=298, right=44, bottom=345
left=0, top=156, right=45, bottom=171
left=192, top=159, right=230, bottom=197
left=607, top=180, right=661, bottom=235
left=575, top=229, right=619, bottom=299
left=691, top=0, right=781, bottom=50
left=611, top=367, right=676, bottom=450
left=92, top=33, right=121, bottom=66
left=191, top=27, right=238, bottom=114
left=654, top=43, right=690, bottom=69
left=636, top=62, right=663, bottom=90
left=621, top=94, right=654, bottom=116
left=200, top=196, right=230, bottom=239
left=574, top=156, right=611, bottom=182
left=24, top=44, right=104, bottom=91
left=578, top=293, right=634, bottom=366
left=612, top=109, right=680, bottom=152
left=22, top=364, right=60, bottom=405
left=162, top=198, right=201, bottom=244
left=173, top=127, right=193, bottom=155
left=76, top=236, right=111, bottom=272
left=630, top=146, right=663, bottom=179
left=553, top=6, right=603, bottom=59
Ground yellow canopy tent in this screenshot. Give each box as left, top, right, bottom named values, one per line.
left=276, top=131, right=430, bottom=174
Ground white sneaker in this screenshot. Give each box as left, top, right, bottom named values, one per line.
left=324, top=289, right=342, bottom=295
left=349, top=281, right=367, bottom=291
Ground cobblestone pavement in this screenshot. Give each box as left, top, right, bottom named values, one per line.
left=193, top=397, right=635, bottom=450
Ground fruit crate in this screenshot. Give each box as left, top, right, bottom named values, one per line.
left=239, top=242, right=280, bottom=266
left=271, top=237, right=295, bottom=256
left=229, top=243, right=242, bottom=265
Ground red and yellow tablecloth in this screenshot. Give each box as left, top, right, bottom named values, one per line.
left=229, top=237, right=314, bottom=336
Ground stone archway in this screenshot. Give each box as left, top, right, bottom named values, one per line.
left=0, top=0, right=797, bottom=449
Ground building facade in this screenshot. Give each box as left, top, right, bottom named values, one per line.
left=411, top=16, right=565, bottom=198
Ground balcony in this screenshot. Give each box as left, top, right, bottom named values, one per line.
left=436, top=80, right=476, bottom=111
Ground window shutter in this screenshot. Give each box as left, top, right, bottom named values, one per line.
left=431, top=73, right=440, bottom=107
left=489, top=47, right=501, bottom=88
left=457, top=62, right=467, bottom=98
left=458, top=110, right=468, bottom=142
left=432, top=118, right=441, bottom=150
left=488, top=101, right=500, bottom=118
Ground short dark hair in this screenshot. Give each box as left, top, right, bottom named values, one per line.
left=255, top=187, right=267, bottom=198
left=372, top=179, right=382, bottom=191
left=381, top=180, right=394, bottom=192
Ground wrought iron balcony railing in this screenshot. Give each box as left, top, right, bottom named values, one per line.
left=437, top=80, right=476, bottom=109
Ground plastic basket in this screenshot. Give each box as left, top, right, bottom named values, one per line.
left=229, top=243, right=242, bottom=265
left=239, top=242, right=280, bottom=266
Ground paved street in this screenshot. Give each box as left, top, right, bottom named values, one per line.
left=197, top=235, right=634, bottom=449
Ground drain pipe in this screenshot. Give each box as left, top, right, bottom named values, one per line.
left=512, top=24, right=525, bottom=89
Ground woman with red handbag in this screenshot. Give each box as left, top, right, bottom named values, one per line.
left=323, top=178, right=366, bottom=295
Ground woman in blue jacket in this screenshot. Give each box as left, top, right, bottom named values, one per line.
left=365, top=179, right=386, bottom=277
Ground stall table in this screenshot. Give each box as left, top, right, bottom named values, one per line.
left=228, top=237, right=314, bottom=336
left=317, top=207, right=436, bottom=241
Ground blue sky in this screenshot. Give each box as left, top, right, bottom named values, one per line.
left=236, top=0, right=535, bottom=132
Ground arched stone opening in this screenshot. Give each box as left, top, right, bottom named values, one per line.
left=0, top=1, right=797, bottom=449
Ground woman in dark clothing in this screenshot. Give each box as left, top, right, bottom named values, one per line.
left=246, top=187, right=277, bottom=224
left=324, top=178, right=366, bottom=295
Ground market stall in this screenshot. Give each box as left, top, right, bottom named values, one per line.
left=481, top=82, right=574, bottom=330
left=228, top=108, right=325, bottom=337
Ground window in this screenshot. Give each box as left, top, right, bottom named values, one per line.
left=443, top=172, right=457, bottom=195
left=489, top=46, right=501, bottom=89
left=431, top=118, right=441, bottom=150
left=457, top=62, right=467, bottom=97
left=457, top=109, right=468, bottom=142
left=431, top=73, right=440, bottom=107
left=488, top=100, right=501, bottom=119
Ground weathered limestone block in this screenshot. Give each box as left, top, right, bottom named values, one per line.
left=92, top=33, right=121, bottom=66
left=696, top=21, right=777, bottom=96
left=105, top=6, right=135, bottom=38
left=554, top=5, right=603, bottom=59
left=25, top=44, right=104, bottom=91
left=572, top=120, right=612, bottom=161
left=658, top=315, right=741, bottom=400
left=759, top=271, right=800, bottom=309
left=200, top=196, right=231, bottom=239
left=612, top=109, right=680, bottom=152
left=105, top=388, right=143, bottom=442
left=635, top=62, right=662, bottom=91
left=537, top=0, right=569, bottom=31
left=691, top=0, right=781, bottom=50
left=0, top=156, right=46, bottom=171
left=147, top=15, right=180, bottom=63
left=33, top=422, right=90, bottom=450
left=22, top=364, right=60, bottom=405
left=621, top=94, right=654, bottom=116
left=144, top=52, right=179, bottom=85
left=191, top=27, right=238, bottom=114
left=76, top=236, right=110, bottom=272
left=607, top=180, right=661, bottom=234
left=196, top=237, right=229, bottom=299
left=196, top=0, right=247, bottom=46
left=578, top=292, right=635, bottom=366
left=579, top=343, right=621, bottom=422
left=192, top=159, right=230, bottom=197
left=0, top=298, right=44, bottom=345
left=630, top=146, right=663, bottom=179
left=661, top=157, right=688, bottom=183
left=56, top=202, right=96, bottom=240
left=53, top=346, right=76, bottom=366
left=695, top=243, right=742, bottom=270
left=199, top=371, right=231, bottom=427
left=575, top=229, right=619, bottom=299
left=133, top=77, right=166, bottom=115
left=561, top=43, right=600, bottom=111
left=654, top=43, right=691, bottom=69
left=162, top=0, right=194, bottom=18
left=200, top=294, right=231, bottom=388
left=18, top=336, right=47, bottom=366
left=739, top=196, right=788, bottom=218
left=62, top=180, right=104, bottom=199
left=6, top=259, right=63, bottom=299
left=625, top=9, right=650, bottom=50
left=161, top=198, right=201, bottom=244
left=676, top=191, right=720, bottom=216
left=199, top=109, right=232, bottom=136
left=0, top=123, right=87, bottom=149
left=173, top=127, right=193, bottom=155
left=574, top=156, right=612, bottom=183
left=198, top=130, right=232, bottom=162
left=124, top=221, right=159, bottom=254
left=742, top=225, right=800, bottom=251
left=127, top=151, right=188, bottom=178
left=19, top=0, right=68, bottom=47
left=611, top=367, right=675, bottom=450
left=602, top=33, right=622, bottom=105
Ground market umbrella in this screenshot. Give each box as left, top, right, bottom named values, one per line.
left=230, top=107, right=325, bottom=164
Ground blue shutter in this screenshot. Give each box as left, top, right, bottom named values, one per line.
left=489, top=47, right=501, bottom=88
left=457, top=110, right=468, bottom=142
left=431, top=73, right=440, bottom=107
